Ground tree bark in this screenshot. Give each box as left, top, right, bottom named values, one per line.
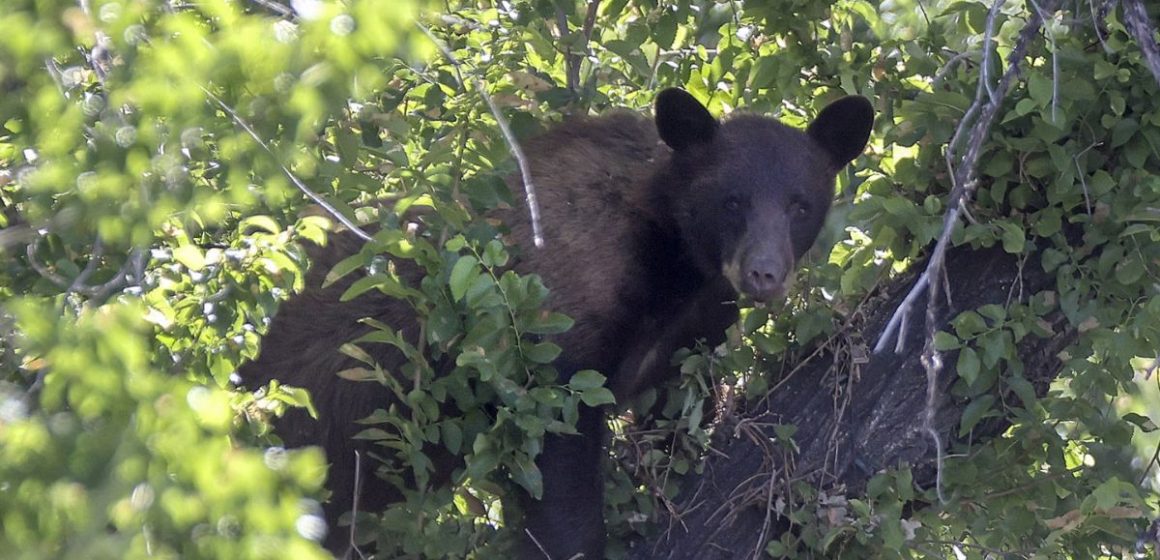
left=629, top=243, right=1076, bottom=559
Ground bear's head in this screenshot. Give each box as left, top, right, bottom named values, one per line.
left=654, top=88, right=873, bottom=302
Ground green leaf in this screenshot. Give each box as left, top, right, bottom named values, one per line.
left=512, top=454, right=544, bottom=499
left=1028, top=73, right=1053, bottom=107
left=959, top=395, right=996, bottom=436
left=339, top=343, right=375, bottom=366
left=352, top=428, right=394, bottom=441
left=953, top=311, right=987, bottom=338
left=1123, top=412, right=1158, bottom=433
left=1114, top=257, right=1144, bottom=286
left=978, top=304, right=1007, bottom=323
left=525, top=312, right=574, bottom=335
left=173, top=245, right=206, bottom=271
left=273, top=386, right=319, bottom=418
left=978, top=330, right=1007, bottom=369
left=336, top=367, right=378, bottom=382
left=449, top=255, right=479, bottom=302
left=1091, top=478, right=1130, bottom=510
left=933, top=331, right=960, bottom=351
left=580, top=387, right=616, bottom=407
left=1007, top=374, right=1038, bottom=409
left=956, top=347, right=980, bottom=386
left=1000, top=222, right=1025, bottom=253
left=568, top=370, right=607, bottom=391
left=340, top=273, right=422, bottom=302
left=1111, top=118, right=1139, bottom=147
left=239, top=215, right=282, bottom=234
left=743, top=307, right=770, bottom=334
left=523, top=341, right=562, bottom=364
left=481, top=239, right=510, bottom=268
left=324, top=253, right=368, bottom=288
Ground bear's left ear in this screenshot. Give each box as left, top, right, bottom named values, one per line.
left=807, top=96, right=874, bottom=167
left=655, top=88, right=718, bottom=151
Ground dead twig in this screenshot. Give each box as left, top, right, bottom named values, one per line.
left=417, top=22, right=546, bottom=248
left=201, top=88, right=373, bottom=242
left=559, top=0, right=601, bottom=94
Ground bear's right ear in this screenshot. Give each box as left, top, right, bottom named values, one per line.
left=655, top=88, right=718, bottom=151
left=807, top=96, right=874, bottom=168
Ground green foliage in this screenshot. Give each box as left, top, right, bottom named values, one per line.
left=1, top=301, right=328, bottom=559
left=2, top=0, right=1160, bottom=558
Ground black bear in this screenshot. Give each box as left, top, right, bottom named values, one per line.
left=238, top=88, right=873, bottom=558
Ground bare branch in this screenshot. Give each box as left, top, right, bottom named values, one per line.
left=1123, top=0, right=1160, bottom=88
left=561, top=0, right=601, bottom=94
left=26, top=237, right=71, bottom=289
left=874, top=1, right=1055, bottom=354
left=68, top=235, right=104, bottom=293
left=556, top=7, right=575, bottom=92
left=417, top=22, right=546, bottom=248
left=932, top=49, right=973, bottom=89
left=201, top=87, right=373, bottom=243
left=0, top=223, right=37, bottom=251
left=247, top=0, right=294, bottom=18
left=23, top=232, right=143, bottom=303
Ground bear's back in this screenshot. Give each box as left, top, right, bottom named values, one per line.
left=501, top=111, right=667, bottom=375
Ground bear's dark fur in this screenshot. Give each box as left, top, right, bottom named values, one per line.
left=238, top=88, right=873, bottom=558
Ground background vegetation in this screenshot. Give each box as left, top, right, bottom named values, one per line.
left=1, top=0, right=1159, bottom=558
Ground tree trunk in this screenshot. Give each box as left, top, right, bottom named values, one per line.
left=629, top=243, right=1076, bottom=559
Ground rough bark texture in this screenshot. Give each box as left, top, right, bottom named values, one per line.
left=629, top=243, right=1077, bottom=560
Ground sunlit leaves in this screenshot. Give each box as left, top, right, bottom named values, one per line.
left=3, top=0, right=1160, bottom=558
left=1, top=301, right=328, bottom=558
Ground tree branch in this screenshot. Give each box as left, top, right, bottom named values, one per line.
left=1122, top=0, right=1160, bottom=89
left=629, top=243, right=1076, bottom=559
left=561, top=0, right=601, bottom=94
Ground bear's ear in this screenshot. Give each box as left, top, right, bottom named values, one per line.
left=655, top=88, right=718, bottom=151
left=807, top=96, right=874, bottom=167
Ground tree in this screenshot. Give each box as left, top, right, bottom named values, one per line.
left=1, top=0, right=1159, bottom=559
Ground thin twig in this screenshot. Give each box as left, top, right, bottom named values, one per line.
left=346, top=450, right=367, bottom=560
left=555, top=8, right=574, bottom=92
left=247, top=0, right=294, bottom=18
left=1073, top=140, right=1100, bottom=215
left=1027, top=0, right=1060, bottom=123
left=417, top=22, right=546, bottom=248
left=565, top=0, right=601, bottom=94
left=933, top=50, right=973, bottom=89
left=201, top=87, right=373, bottom=243
left=1089, top=0, right=1111, bottom=53
left=524, top=527, right=552, bottom=559
left=26, top=237, right=70, bottom=289
left=68, top=235, right=104, bottom=292
left=979, top=0, right=1003, bottom=101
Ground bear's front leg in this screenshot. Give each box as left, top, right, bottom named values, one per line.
left=520, top=403, right=607, bottom=559
left=610, top=278, right=739, bottom=402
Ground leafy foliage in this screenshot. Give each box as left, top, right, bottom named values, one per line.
left=1, top=0, right=1159, bottom=558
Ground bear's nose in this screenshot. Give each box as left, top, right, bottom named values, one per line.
left=741, top=256, right=788, bottom=302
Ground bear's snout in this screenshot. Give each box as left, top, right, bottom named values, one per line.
left=740, top=252, right=790, bottom=302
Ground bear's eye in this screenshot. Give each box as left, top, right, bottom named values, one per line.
left=724, top=195, right=743, bottom=211
left=790, top=199, right=809, bottom=216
